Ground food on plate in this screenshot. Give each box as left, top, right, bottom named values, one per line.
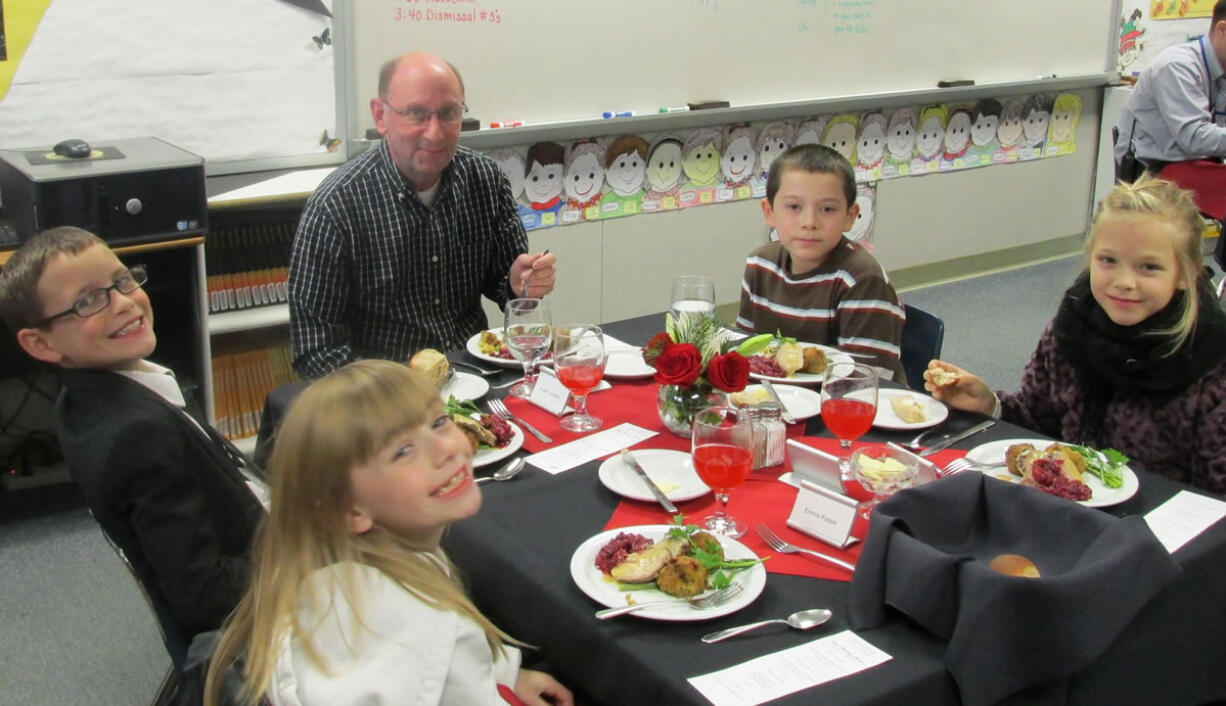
left=855, top=452, right=910, bottom=481
left=889, top=394, right=927, bottom=423
left=593, top=518, right=764, bottom=598
left=989, top=553, right=1041, bottom=578
left=408, top=348, right=450, bottom=389
left=478, top=330, right=505, bottom=357
left=743, top=334, right=829, bottom=378
left=928, top=366, right=958, bottom=387
left=729, top=388, right=770, bottom=407
left=655, top=555, right=709, bottom=597
left=609, top=537, right=685, bottom=583
left=444, top=396, right=513, bottom=452
left=1004, top=443, right=1091, bottom=501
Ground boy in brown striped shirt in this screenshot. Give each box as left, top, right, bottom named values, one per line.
left=737, top=144, right=905, bottom=381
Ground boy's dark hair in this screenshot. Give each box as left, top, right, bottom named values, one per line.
left=0, top=226, right=105, bottom=330
left=765, top=144, right=856, bottom=206
left=1215, top=0, right=1226, bottom=27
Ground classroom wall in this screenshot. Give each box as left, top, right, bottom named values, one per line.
left=480, top=88, right=1102, bottom=329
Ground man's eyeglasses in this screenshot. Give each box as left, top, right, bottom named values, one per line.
left=33, top=265, right=149, bottom=328
left=382, top=101, right=468, bottom=126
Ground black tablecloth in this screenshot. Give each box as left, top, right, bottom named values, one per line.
left=259, top=314, right=1226, bottom=705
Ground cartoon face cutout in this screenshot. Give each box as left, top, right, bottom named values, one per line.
left=795, top=121, right=824, bottom=146
left=605, top=149, right=645, bottom=197
left=845, top=191, right=874, bottom=242
left=565, top=150, right=604, bottom=203
left=1048, top=95, right=1080, bottom=144
left=857, top=114, right=887, bottom=166
left=756, top=123, right=792, bottom=176
left=646, top=140, right=683, bottom=193
left=682, top=134, right=721, bottom=188
left=916, top=115, right=944, bottom=159
left=721, top=133, right=756, bottom=183
left=823, top=121, right=857, bottom=162
left=944, top=110, right=971, bottom=155
left=1022, top=103, right=1051, bottom=146
left=488, top=148, right=525, bottom=199
left=525, top=159, right=563, bottom=205
left=971, top=112, right=999, bottom=147
left=997, top=101, right=1025, bottom=147
left=886, top=109, right=917, bottom=161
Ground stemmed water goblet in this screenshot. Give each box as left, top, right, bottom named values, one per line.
left=503, top=298, right=552, bottom=399
left=669, top=275, right=716, bottom=325
left=690, top=405, right=754, bottom=538
left=819, top=362, right=879, bottom=501
left=553, top=324, right=607, bottom=432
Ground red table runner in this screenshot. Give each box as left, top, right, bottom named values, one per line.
left=502, top=382, right=967, bottom=582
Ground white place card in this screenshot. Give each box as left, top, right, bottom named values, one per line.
left=1144, top=490, right=1226, bottom=553
left=525, top=423, right=657, bottom=474
left=688, top=630, right=892, bottom=706
left=787, top=479, right=861, bottom=549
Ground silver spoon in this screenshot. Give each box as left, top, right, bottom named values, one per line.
left=475, top=457, right=525, bottom=485
left=700, top=608, right=833, bottom=643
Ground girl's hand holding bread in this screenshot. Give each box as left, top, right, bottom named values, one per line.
left=923, top=360, right=996, bottom=415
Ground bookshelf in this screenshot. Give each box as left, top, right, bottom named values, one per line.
left=204, top=168, right=334, bottom=449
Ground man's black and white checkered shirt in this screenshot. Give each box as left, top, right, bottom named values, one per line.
left=289, top=142, right=527, bottom=379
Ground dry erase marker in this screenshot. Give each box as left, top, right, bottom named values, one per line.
left=490, top=120, right=525, bottom=128
left=602, top=110, right=636, bottom=118
left=658, top=106, right=690, bottom=113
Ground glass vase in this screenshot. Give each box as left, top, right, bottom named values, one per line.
left=657, top=382, right=725, bottom=437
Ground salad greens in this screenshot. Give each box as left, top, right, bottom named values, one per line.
left=444, top=395, right=482, bottom=418
left=665, top=515, right=765, bottom=590
left=1067, top=445, right=1128, bottom=489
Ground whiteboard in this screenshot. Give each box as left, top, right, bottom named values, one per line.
left=350, top=0, right=1115, bottom=131
left=0, top=0, right=339, bottom=171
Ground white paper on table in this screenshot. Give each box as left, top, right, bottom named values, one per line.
left=602, top=334, right=641, bottom=353
left=1143, top=490, right=1226, bottom=553
left=688, top=630, right=891, bottom=706
left=525, top=423, right=657, bottom=474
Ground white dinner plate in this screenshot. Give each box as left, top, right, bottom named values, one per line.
left=440, top=372, right=489, bottom=402
left=569, top=524, right=766, bottom=621
left=472, top=420, right=524, bottom=468
left=873, top=389, right=949, bottom=430
left=597, top=449, right=710, bottom=503
left=963, top=438, right=1140, bottom=508
left=604, top=347, right=656, bottom=379
left=465, top=328, right=523, bottom=368
left=731, top=384, right=822, bottom=421
left=747, top=343, right=855, bottom=386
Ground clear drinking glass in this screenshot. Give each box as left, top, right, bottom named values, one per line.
left=669, top=275, right=716, bottom=325
left=553, top=324, right=607, bottom=432
left=503, top=298, right=552, bottom=399
left=819, top=362, right=879, bottom=498
left=851, top=446, right=919, bottom=520
left=691, top=405, right=754, bottom=538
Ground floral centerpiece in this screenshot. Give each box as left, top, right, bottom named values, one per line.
left=642, top=313, right=750, bottom=436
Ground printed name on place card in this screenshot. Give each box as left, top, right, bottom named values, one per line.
left=527, top=367, right=572, bottom=415
left=787, top=480, right=861, bottom=549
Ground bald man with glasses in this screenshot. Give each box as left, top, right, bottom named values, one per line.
left=289, top=52, right=556, bottom=379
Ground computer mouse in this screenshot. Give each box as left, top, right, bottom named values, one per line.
left=52, top=139, right=91, bottom=159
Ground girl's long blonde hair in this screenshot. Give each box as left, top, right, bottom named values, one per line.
left=1088, top=174, right=1205, bottom=354
left=204, top=360, right=511, bottom=706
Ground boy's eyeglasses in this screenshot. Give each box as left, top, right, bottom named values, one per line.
left=33, top=265, right=149, bottom=328
left=381, top=101, right=467, bottom=126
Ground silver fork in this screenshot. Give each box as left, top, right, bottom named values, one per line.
left=755, top=523, right=856, bottom=572
left=938, top=457, right=975, bottom=477
left=487, top=398, right=552, bottom=444
left=595, top=583, right=744, bottom=619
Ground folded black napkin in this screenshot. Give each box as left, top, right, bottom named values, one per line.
left=848, top=472, right=1180, bottom=705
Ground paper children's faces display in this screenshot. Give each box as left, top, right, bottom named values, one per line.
left=845, top=185, right=876, bottom=244
left=485, top=90, right=1078, bottom=230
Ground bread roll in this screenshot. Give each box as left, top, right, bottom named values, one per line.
left=409, top=348, right=450, bottom=390
left=889, top=395, right=926, bottom=423
left=928, top=367, right=958, bottom=386
left=989, top=553, right=1040, bottom=578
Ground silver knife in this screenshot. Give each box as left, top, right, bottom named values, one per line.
left=918, top=420, right=995, bottom=457
left=759, top=379, right=797, bottom=424
left=621, top=449, right=678, bottom=513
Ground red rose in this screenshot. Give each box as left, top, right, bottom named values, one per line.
left=641, top=332, right=673, bottom=366
left=706, top=352, right=750, bottom=392
left=653, top=343, right=702, bottom=386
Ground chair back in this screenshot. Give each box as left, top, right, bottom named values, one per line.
left=900, top=304, right=945, bottom=391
